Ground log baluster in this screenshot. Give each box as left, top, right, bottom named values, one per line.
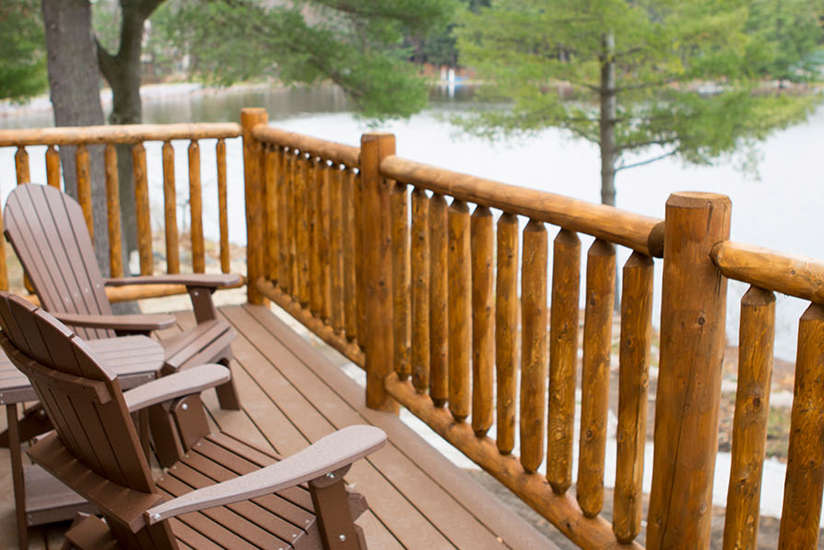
left=288, top=150, right=299, bottom=295
left=613, top=252, right=654, bottom=543
left=520, top=219, right=548, bottom=473
left=104, top=144, right=123, bottom=278
left=547, top=229, right=581, bottom=493
left=14, top=146, right=30, bottom=185
left=778, top=303, right=824, bottom=550
left=161, top=141, right=179, bottom=274
left=354, top=170, right=367, bottom=345
left=264, top=144, right=279, bottom=281
left=429, top=193, right=449, bottom=407
left=296, top=152, right=311, bottom=306
left=330, top=164, right=345, bottom=333
left=217, top=138, right=230, bottom=274
left=132, top=143, right=152, bottom=275
left=495, top=213, right=518, bottom=454
left=0, top=208, right=8, bottom=289
left=391, top=180, right=411, bottom=380
left=75, top=144, right=94, bottom=240
left=318, top=160, right=332, bottom=322
left=722, top=286, right=774, bottom=550
left=45, top=145, right=60, bottom=188
left=308, top=158, right=322, bottom=315
left=471, top=205, right=494, bottom=437
left=411, top=187, right=430, bottom=392
left=342, top=167, right=358, bottom=341
left=276, top=148, right=290, bottom=291
left=448, top=199, right=471, bottom=422
left=188, top=140, right=205, bottom=273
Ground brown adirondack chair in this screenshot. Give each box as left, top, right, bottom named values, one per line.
left=0, top=291, right=386, bottom=550
left=3, top=183, right=242, bottom=464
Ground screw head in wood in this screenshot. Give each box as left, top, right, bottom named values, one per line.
left=339, top=534, right=346, bottom=542
left=181, top=402, right=188, bottom=410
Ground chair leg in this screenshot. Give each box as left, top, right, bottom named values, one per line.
left=7, top=404, right=29, bottom=550
left=215, top=355, right=241, bottom=411
left=309, top=468, right=368, bottom=550
left=148, top=403, right=185, bottom=468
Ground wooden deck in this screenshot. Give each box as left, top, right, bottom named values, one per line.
left=0, top=303, right=554, bottom=549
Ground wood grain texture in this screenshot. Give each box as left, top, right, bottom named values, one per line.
left=287, top=150, right=299, bottom=295
left=354, top=171, right=367, bottom=346
left=471, top=205, right=494, bottom=437
left=14, top=146, right=30, bottom=185
left=45, top=145, right=61, bottom=188
left=495, top=213, right=518, bottom=454
left=216, top=139, right=230, bottom=274
left=241, top=108, right=268, bottom=305
left=275, top=148, right=290, bottom=291
left=0, top=209, right=7, bottom=290
left=263, top=145, right=279, bottom=281
left=429, top=193, right=449, bottom=407
left=410, top=188, right=430, bottom=393
left=778, top=303, right=824, bottom=550
left=296, top=153, right=311, bottom=306
left=104, top=144, right=123, bottom=278
left=391, top=180, right=411, bottom=380
left=75, top=144, right=94, bottom=240
left=613, top=252, right=654, bottom=544
left=252, top=125, right=360, bottom=167
left=317, top=160, right=332, bottom=322
left=520, top=219, right=548, bottom=473
left=132, top=143, right=153, bottom=275
left=330, top=165, right=345, bottom=333
left=0, top=122, right=240, bottom=146
left=188, top=140, right=205, bottom=273
left=448, top=199, right=471, bottom=422
left=309, top=158, right=322, bottom=316
left=547, top=229, right=581, bottom=493
left=577, top=239, right=615, bottom=518
left=161, top=141, right=179, bottom=274
left=342, top=167, right=358, bottom=341
left=723, top=286, right=774, bottom=550
left=647, top=192, right=731, bottom=549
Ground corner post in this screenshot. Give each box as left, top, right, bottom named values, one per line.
left=647, top=192, right=731, bottom=548
left=361, top=133, right=399, bottom=413
left=241, top=108, right=269, bottom=305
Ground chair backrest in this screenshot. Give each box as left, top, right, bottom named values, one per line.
left=0, top=292, right=176, bottom=548
left=4, top=183, right=114, bottom=340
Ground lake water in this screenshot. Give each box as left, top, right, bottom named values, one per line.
left=1, top=83, right=822, bottom=360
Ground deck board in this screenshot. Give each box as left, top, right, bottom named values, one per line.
left=0, top=303, right=554, bottom=549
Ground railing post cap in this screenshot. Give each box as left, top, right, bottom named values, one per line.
left=241, top=108, right=268, bottom=126
left=667, top=191, right=731, bottom=209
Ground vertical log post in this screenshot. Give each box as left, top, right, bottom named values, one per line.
left=45, top=145, right=61, bottom=188
left=330, top=165, right=345, bottom=333
left=471, top=205, right=494, bottom=437
left=520, top=219, right=548, bottom=473
left=296, top=153, right=311, bottom=306
left=448, top=199, right=471, bottom=422
left=354, top=170, right=367, bottom=344
left=217, top=138, right=230, bottom=274
left=0, top=209, right=8, bottom=290
left=361, top=133, right=398, bottom=413
left=495, top=213, right=518, bottom=454
left=342, top=167, right=358, bottom=340
left=264, top=145, right=279, bottom=282
left=277, top=149, right=290, bottom=290
left=288, top=151, right=299, bottom=296
left=613, top=252, right=654, bottom=544
left=318, top=161, right=332, bottom=321
left=241, top=107, right=269, bottom=305
left=132, top=143, right=152, bottom=275
left=429, top=193, right=449, bottom=407
left=104, top=144, right=123, bottom=278
left=723, top=286, right=774, bottom=550
left=14, top=146, right=30, bottom=185
left=76, top=144, right=94, bottom=239
left=547, top=229, right=581, bottom=493
left=647, top=192, right=731, bottom=549
left=411, top=188, right=430, bottom=392
left=391, top=180, right=411, bottom=380
left=161, top=141, right=179, bottom=274
left=309, top=158, right=322, bottom=316
left=188, top=140, right=205, bottom=273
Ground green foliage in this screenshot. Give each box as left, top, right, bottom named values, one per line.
left=0, top=0, right=47, bottom=101
left=156, top=0, right=457, bottom=119
left=456, top=0, right=823, bottom=182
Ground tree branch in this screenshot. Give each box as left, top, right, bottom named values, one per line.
left=616, top=149, right=678, bottom=172
left=95, top=37, right=119, bottom=83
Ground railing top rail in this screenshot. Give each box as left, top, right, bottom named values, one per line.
left=252, top=125, right=360, bottom=167
left=381, top=155, right=665, bottom=257
left=0, top=122, right=241, bottom=147
left=712, top=240, right=824, bottom=303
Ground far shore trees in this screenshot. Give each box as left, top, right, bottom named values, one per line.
left=0, top=0, right=47, bottom=102
left=456, top=0, right=823, bottom=207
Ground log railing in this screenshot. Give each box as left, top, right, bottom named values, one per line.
left=0, top=122, right=242, bottom=301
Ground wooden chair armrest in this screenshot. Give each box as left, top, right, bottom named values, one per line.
left=52, top=312, right=176, bottom=332
left=123, top=364, right=231, bottom=412
left=145, top=425, right=387, bottom=525
left=104, top=273, right=242, bottom=289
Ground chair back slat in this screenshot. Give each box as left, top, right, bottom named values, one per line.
left=4, top=184, right=114, bottom=339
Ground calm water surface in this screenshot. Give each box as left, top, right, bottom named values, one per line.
left=1, top=83, right=822, bottom=359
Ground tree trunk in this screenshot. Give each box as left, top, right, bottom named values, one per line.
left=41, top=0, right=110, bottom=274
left=599, top=32, right=620, bottom=310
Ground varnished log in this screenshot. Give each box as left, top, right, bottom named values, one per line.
left=380, top=156, right=663, bottom=257
left=263, top=145, right=279, bottom=281
left=45, top=145, right=61, bottom=188
left=0, top=208, right=8, bottom=290
left=330, top=164, right=345, bottom=333
left=429, top=193, right=449, bottom=407
left=296, top=153, right=311, bottom=306
left=75, top=144, right=94, bottom=239
left=448, top=199, right=471, bottom=422
left=0, top=122, right=240, bottom=146
left=354, top=170, right=367, bottom=345
left=318, top=160, right=332, bottom=322
left=342, top=168, right=358, bottom=341
left=188, top=140, right=205, bottom=273
left=471, top=205, right=494, bottom=437
left=722, top=286, right=774, bottom=550
left=308, top=158, right=322, bottom=315
left=411, top=188, right=430, bottom=392
left=613, top=252, right=654, bottom=544
left=132, top=143, right=153, bottom=275
left=276, top=148, right=290, bottom=291
left=778, top=303, right=824, bottom=550
left=648, top=192, right=731, bottom=549
left=241, top=108, right=268, bottom=305
left=161, top=141, right=179, bottom=274
left=104, top=144, right=123, bottom=278
left=495, top=213, right=519, bottom=454
left=252, top=125, right=359, bottom=167
left=520, top=219, right=548, bottom=473
left=361, top=133, right=398, bottom=413
left=577, top=239, right=616, bottom=518
left=287, top=150, right=299, bottom=295
left=391, top=180, right=411, bottom=379
left=216, top=138, right=230, bottom=274
left=14, top=146, right=30, bottom=185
